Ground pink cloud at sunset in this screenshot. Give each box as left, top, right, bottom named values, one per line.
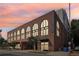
left=0, top=3, right=79, bottom=39
left=0, top=3, right=68, bottom=27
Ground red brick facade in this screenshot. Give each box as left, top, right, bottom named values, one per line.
left=7, top=9, right=69, bottom=51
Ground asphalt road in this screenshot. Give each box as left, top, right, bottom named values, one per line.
left=0, top=50, right=47, bottom=56
left=0, top=50, right=69, bottom=56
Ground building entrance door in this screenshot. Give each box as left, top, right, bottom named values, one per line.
left=41, top=42, right=48, bottom=51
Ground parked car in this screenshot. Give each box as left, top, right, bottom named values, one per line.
left=69, top=46, right=79, bottom=56
left=74, top=46, right=79, bottom=51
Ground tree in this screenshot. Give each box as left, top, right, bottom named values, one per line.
left=27, top=36, right=38, bottom=50
left=2, top=40, right=8, bottom=48
left=9, top=41, right=17, bottom=49
left=0, top=37, right=8, bottom=49
left=71, top=20, right=79, bottom=47
left=0, top=37, right=5, bottom=46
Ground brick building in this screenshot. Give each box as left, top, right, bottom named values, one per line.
left=7, top=9, right=70, bottom=51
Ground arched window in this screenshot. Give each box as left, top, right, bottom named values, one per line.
left=21, top=28, right=25, bottom=39
left=57, top=21, right=59, bottom=29
left=41, top=20, right=48, bottom=36
left=14, top=32, right=16, bottom=36
left=32, top=24, right=38, bottom=37
left=11, top=32, right=13, bottom=41
left=26, top=26, right=31, bottom=39
left=56, top=21, right=60, bottom=37
left=8, top=33, right=11, bottom=42
left=17, top=30, right=20, bottom=35
left=17, top=30, right=20, bottom=40
left=21, top=28, right=25, bottom=34
left=14, top=32, right=16, bottom=40
left=11, top=33, right=13, bottom=37
left=8, top=33, right=10, bottom=38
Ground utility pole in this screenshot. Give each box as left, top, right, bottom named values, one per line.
left=69, top=3, right=71, bottom=26
left=68, top=3, right=74, bottom=51
left=68, top=3, right=72, bottom=51
left=0, top=29, right=2, bottom=38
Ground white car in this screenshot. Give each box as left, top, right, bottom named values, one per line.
left=74, top=46, right=79, bottom=51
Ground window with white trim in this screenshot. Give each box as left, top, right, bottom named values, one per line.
left=21, top=28, right=25, bottom=39
left=14, top=32, right=16, bottom=40
left=41, top=20, right=48, bottom=36
left=11, top=32, right=13, bottom=41
left=56, top=21, right=60, bottom=37
left=32, top=24, right=38, bottom=37
left=17, top=30, right=20, bottom=40
left=26, top=26, right=31, bottom=39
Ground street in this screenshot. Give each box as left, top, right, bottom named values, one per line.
left=0, top=50, right=69, bottom=56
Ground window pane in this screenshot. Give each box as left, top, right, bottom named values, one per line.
left=57, top=21, right=59, bottom=29
left=44, top=20, right=46, bottom=27
left=28, top=32, right=31, bottom=37
left=46, top=29, right=48, bottom=35
left=17, top=36, right=20, bottom=40
left=21, top=29, right=25, bottom=39
left=21, top=28, right=25, bottom=33
left=44, top=42, right=48, bottom=50
left=41, top=20, right=48, bottom=36
left=8, top=34, right=10, bottom=37
left=45, top=20, right=48, bottom=26
left=14, top=32, right=16, bottom=36
left=56, top=21, right=60, bottom=37
left=32, top=24, right=38, bottom=37
left=41, top=30, right=43, bottom=35
left=17, top=30, right=20, bottom=35
left=57, top=30, right=59, bottom=36
left=21, top=34, right=25, bottom=39
left=26, top=26, right=31, bottom=39
left=14, top=37, right=16, bottom=40
left=11, top=33, right=13, bottom=37
left=26, top=26, right=31, bottom=32
left=41, top=22, right=43, bottom=27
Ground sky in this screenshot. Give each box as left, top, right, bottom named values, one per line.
left=0, top=3, right=78, bottom=39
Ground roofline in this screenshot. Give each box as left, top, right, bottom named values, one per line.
left=8, top=8, right=65, bottom=33
left=8, top=10, right=55, bottom=33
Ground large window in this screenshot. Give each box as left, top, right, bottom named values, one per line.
left=56, top=21, right=60, bottom=37
left=26, top=26, right=31, bottom=39
left=8, top=33, right=10, bottom=38
left=41, top=20, right=48, bottom=36
left=11, top=33, right=13, bottom=41
left=17, top=30, right=20, bottom=40
left=41, top=42, right=48, bottom=51
left=32, top=24, right=38, bottom=37
left=14, top=32, right=16, bottom=36
left=21, top=28, right=25, bottom=39
left=14, top=32, right=16, bottom=40
left=8, top=33, right=11, bottom=42
left=11, top=33, right=13, bottom=37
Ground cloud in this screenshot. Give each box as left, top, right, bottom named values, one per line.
left=0, top=3, right=70, bottom=39
left=0, top=27, right=15, bottom=39
left=9, top=9, right=30, bottom=17
left=1, top=32, right=7, bottom=39
left=0, top=16, right=33, bottom=27
left=0, top=27, right=14, bottom=32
